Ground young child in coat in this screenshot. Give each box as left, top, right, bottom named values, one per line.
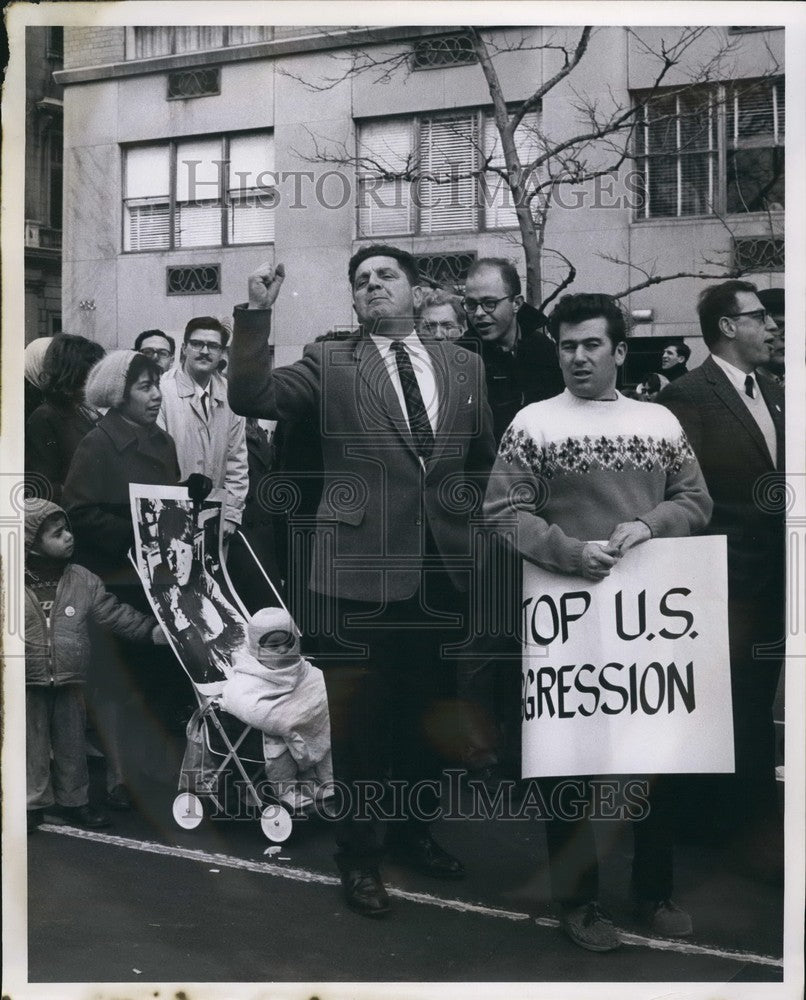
left=219, top=606, right=333, bottom=810
left=24, top=498, right=166, bottom=832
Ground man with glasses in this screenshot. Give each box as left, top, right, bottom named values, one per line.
left=134, top=329, right=176, bottom=373
left=459, top=260, right=564, bottom=784
left=157, top=317, right=248, bottom=541
left=658, top=280, right=785, bottom=881
left=462, top=258, right=564, bottom=444
left=418, top=287, right=466, bottom=341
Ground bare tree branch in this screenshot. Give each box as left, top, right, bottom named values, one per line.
left=537, top=248, right=577, bottom=314
left=511, top=26, right=592, bottom=131
left=283, top=25, right=783, bottom=305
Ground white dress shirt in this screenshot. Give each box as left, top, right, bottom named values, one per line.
left=712, top=354, right=777, bottom=467
left=195, top=381, right=210, bottom=420
left=370, top=331, right=440, bottom=434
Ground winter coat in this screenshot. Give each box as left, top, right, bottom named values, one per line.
left=25, top=562, right=155, bottom=686
left=218, top=607, right=331, bottom=772
left=461, top=302, right=565, bottom=444
left=220, top=650, right=331, bottom=770
left=157, top=367, right=248, bottom=525
left=62, top=408, right=180, bottom=587
left=26, top=401, right=98, bottom=504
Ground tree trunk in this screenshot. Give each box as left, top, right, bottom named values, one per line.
left=515, top=197, right=542, bottom=305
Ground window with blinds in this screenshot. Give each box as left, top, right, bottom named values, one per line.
left=634, top=77, right=784, bottom=219
left=482, top=112, right=541, bottom=229
left=419, top=115, right=479, bottom=233
left=726, top=78, right=785, bottom=213
left=357, top=108, right=541, bottom=237
left=123, top=132, right=275, bottom=251
left=356, top=118, right=415, bottom=235
left=131, top=26, right=273, bottom=59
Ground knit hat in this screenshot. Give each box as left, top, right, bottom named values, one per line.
left=24, top=498, right=68, bottom=554
left=247, top=606, right=300, bottom=668
left=24, top=337, right=54, bottom=389
left=85, top=350, right=141, bottom=409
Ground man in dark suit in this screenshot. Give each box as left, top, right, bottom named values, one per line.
left=228, top=248, right=495, bottom=917
left=658, top=280, right=785, bottom=873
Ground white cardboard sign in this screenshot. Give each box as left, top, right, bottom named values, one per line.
left=521, top=536, right=734, bottom=777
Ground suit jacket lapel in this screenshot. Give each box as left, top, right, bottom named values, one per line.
left=703, top=356, right=775, bottom=467
left=423, top=340, right=460, bottom=466
left=757, top=375, right=785, bottom=468
left=354, top=338, right=420, bottom=459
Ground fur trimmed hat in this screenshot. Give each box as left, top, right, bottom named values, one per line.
left=84, top=350, right=141, bottom=410
left=24, top=498, right=68, bottom=554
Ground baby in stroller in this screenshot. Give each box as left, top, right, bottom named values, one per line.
left=219, top=606, right=333, bottom=811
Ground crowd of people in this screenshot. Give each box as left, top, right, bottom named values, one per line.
left=23, top=249, right=786, bottom=952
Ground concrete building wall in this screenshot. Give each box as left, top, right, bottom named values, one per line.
left=25, top=27, right=63, bottom=344
left=58, top=25, right=785, bottom=356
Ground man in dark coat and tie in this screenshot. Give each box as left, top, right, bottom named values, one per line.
left=658, top=280, right=785, bottom=878
left=228, top=247, right=495, bottom=917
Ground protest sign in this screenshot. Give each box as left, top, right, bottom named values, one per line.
left=522, top=536, right=734, bottom=777
left=129, top=484, right=255, bottom=697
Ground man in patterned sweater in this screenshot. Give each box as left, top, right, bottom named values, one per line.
left=484, top=293, right=712, bottom=952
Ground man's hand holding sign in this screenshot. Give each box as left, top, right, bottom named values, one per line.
left=483, top=293, right=722, bottom=951
left=581, top=519, right=652, bottom=581
left=521, top=537, right=733, bottom=775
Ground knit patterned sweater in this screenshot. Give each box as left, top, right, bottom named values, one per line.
left=483, top=390, right=713, bottom=575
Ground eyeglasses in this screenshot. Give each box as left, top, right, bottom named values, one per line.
left=140, top=348, right=172, bottom=360
left=186, top=339, right=224, bottom=354
left=421, top=321, right=463, bottom=336
left=461, top=295, right=514, bottom=315
left=726, top=309, right=768, bottom=323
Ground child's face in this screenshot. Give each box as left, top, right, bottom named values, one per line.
left=257, top=628, right=295, bottom=662
left=35, top=516, right=74, bottom=560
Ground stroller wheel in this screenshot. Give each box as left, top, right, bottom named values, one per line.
left=173, top=792, right=204, bottom=830
left=261, top=803, right=292, bottom=843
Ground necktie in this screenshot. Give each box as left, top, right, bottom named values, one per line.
left=200, top=389, right=209, bottom=418
left=391, top=341, right=434, bottom=459
left=744, top=375, right=755, bottom=399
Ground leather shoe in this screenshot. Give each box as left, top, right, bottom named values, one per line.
left=340, top=867, right=391, bottom=918
left=105, top=784, right=132, bottom=811
left=61, top=804, right=111, bottom=829
left=388, top=833, right=465, bottom=880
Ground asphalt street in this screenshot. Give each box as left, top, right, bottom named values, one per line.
left=24, top=760, right=785, bottom=986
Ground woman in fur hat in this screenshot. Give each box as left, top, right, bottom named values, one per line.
left=63, top=350, right=180, bottom=585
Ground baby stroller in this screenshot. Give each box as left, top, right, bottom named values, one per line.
left=131, top=481, right=320, bottom=844
left=173, top=680, right=295, bottom=844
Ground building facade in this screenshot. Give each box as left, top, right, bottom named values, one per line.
left=54, top=25, right=784, bottom=365
left=25, top=26, right=64, bottom=345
